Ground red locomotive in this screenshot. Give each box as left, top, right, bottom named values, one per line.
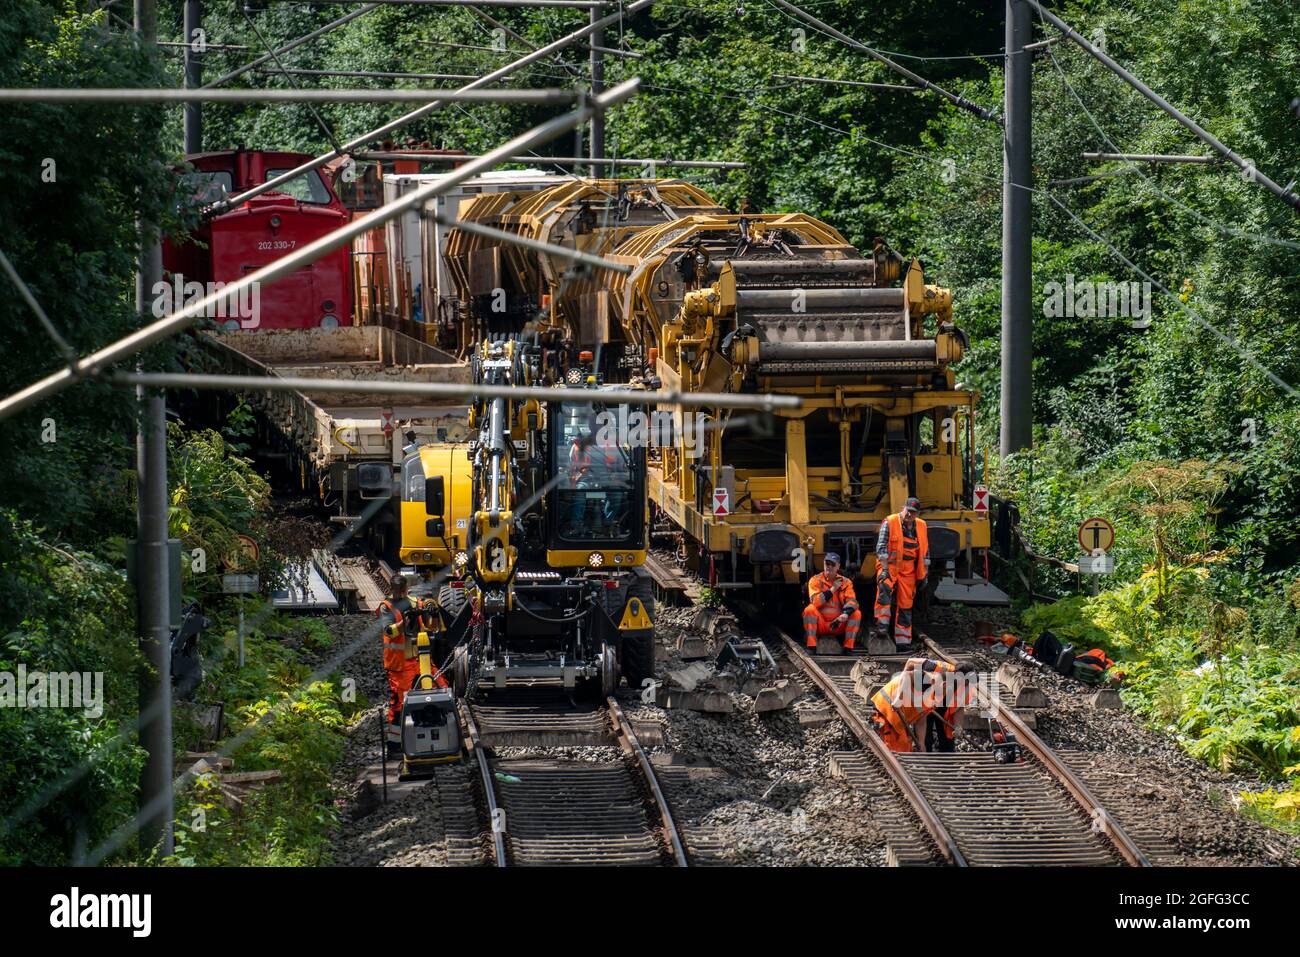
left=164, top=149, right=352, bottom=330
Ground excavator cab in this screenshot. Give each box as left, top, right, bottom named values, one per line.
left=545, top=399, right=646, bottom=564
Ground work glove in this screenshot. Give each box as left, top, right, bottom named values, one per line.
left=821, top=591, right=833, bottom=603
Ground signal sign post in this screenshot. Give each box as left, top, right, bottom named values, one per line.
left=1077, top=517, right=1115, bottom=554
left=973, top=484, right=989, bottom=513
left=1076, top=517, right=1115, bottom=595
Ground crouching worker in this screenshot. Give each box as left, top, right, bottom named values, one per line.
left=871, top=658, right=977, bottom=753
left=802, top=552, right=862, bottom=653
left=924, top=661, right=978, bottom=752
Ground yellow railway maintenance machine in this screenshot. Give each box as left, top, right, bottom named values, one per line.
left=402, top=338, right=657, bottom=700
left=607, top=214, right=1007, bottom=610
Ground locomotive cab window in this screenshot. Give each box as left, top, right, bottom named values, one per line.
left=264, top=168, right=333, bottom=205
left=179, top=170, right=233, bottom=206
left=548, top=401, right=644, bottom=546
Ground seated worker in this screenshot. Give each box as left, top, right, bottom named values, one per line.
left=870, top=658, right=977, bottom=752
left=802, top=552, right=863, bottom=653
left=565, top=415, right=630, bottom=537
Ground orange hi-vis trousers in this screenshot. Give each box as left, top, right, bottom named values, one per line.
left=386, top=658, right=421, bottom=729
left=803, top=605, right=863, bottom=649
left=803, top=571, right=862, bottom=649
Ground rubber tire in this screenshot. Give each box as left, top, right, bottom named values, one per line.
left=438, top=584, right=468, bottom=621
left=601, top=644, right=619, bottom=699
left=451, top=645, right=470, bottom=699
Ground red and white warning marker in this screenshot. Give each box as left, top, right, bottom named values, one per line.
left=973, top=484, right=989, bottom=513
left=712, top=487, right=730, bottom=517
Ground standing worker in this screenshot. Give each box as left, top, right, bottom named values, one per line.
left=377, top=574, right=421, bottom=752
left=873, top=496, right=930, bottom=651
left=802, top=551, right=862, bottom=653
left=870, top=657, right=976, bottom=752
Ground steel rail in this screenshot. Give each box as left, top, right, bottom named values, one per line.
left=607, top=696, right=689, bottom=867
left=110, top=371, right=802, bottom=413
left=0, top=80, right=639, bottom=423
left=459, top=700, right=507, bottom=867
left=733, top=603, right=965, bottom=866
left=921, top=638, right=1150, bottom=867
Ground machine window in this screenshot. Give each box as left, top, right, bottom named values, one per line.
left=554, top=403, right=633, bottom=542
left=265, top=168, right=333, bottom=205
left=180, top=170, right=233, bottom=205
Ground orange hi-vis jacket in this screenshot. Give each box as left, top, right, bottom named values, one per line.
left=808, top=571, right=859, bottom=620
left=871, top=658, right=958, bottom=747
left=878, top=512, right=930, bottom=582
left=569, top=439, right=618, bottom=482
left=377, top=596, right=421, bottom=671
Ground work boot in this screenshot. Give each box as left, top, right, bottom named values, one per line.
left=841, top=642, right=856, bottom=655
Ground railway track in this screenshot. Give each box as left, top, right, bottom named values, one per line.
left=732, top=602, right=1150, bottom=867
left=460, top=686, right=688, bottom=867
left=639, top=546, right=1149, bottom=867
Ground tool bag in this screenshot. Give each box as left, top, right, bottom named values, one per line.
left=1071, top=648, right=1114, bottom=685
left=1031, top=629, right=1077, bottom=676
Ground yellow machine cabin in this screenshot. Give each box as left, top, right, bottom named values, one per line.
left=398, top=442, right=474, bottom=569
left=605, top=214, right=996, bottom=601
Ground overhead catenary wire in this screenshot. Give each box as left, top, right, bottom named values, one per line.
left=763, top=0, right=999, bottom=122
left=240, top=5, right=344, bottom=153
left=215, top=0, right=657, bottom=212
left=1026, top=0, right=1300, bottom=213
left=353, top=150, right=745, bottom=168
left=772, top=74, right=919, bottom=91
left=202, top=3, right=382, bottom=89
left=0, top=88, right=584, bottom=104
left=1033, top=9, right=1300, bottom=251
left=0, top=79, right=641, bottom=423
left=112, top=371, right=801, bottom=412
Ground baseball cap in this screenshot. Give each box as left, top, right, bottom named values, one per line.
left=824, top=551, right=841, bottom=565
left=904, top=497, right=921, bottom=513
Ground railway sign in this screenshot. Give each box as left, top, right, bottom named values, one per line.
left=222, top=534, right=260, bottom=572
left=380, top=408, right=394, bottom=437
left=973, top=485, right=989, bottom=513
left=1077, top=517, right=1115, bottom=554
left=712, top=487, right=730, bottom=516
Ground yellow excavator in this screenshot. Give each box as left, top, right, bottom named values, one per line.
left=400, top=338, right=657, bottom=700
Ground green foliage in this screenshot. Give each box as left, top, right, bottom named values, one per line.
left=0, top=2, right=181, bottom=564
left=0, top=518, right=147, bottom=865
left=166, top=424, right=277, bottom=603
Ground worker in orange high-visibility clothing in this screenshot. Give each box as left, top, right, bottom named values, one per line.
left=924, top=661, right=978, bottom=752
left=873, top=496, right=930, bottom=652
left=377, top=574, right=422, bottom=751
left=802, top=552, right=862, bottom=653
left=870, top=658, right=975, bottom=752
